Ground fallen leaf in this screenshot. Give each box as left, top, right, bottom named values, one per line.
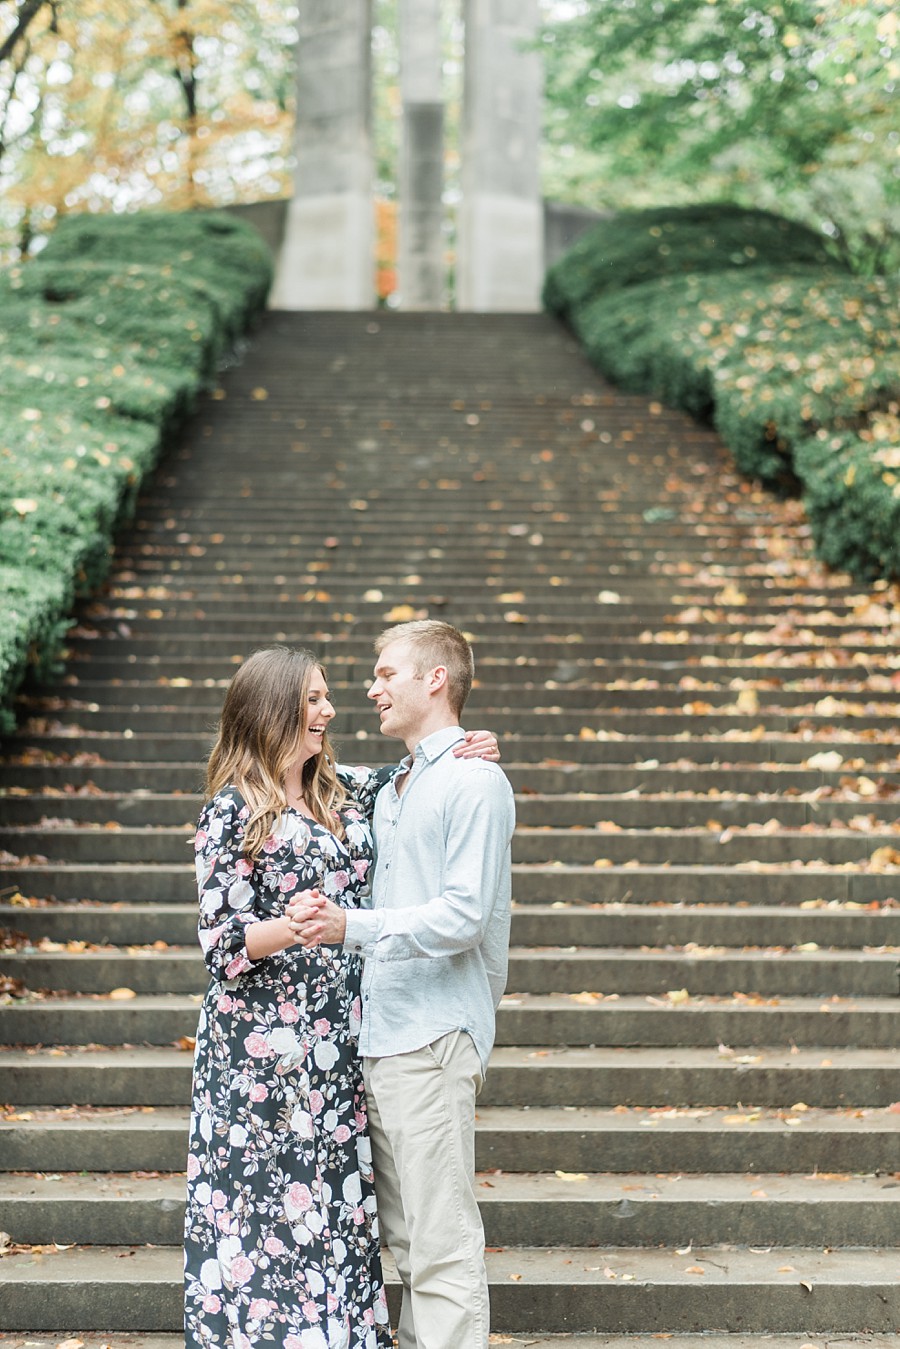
left=685, top=1265, right=705, bottom=1275
left=107, top=987, right=137, bottom=1001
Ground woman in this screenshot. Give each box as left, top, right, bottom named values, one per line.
left=183, top=646, right=498, bottom=1349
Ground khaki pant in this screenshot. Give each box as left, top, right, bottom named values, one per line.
left=363, top=1030, right=488, bottom=1349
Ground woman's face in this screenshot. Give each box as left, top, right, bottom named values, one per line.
left=299, top=666, right=336, bottom=764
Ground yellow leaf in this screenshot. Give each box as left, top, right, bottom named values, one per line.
left=667, top=988, right=690, bottom=1005
left=107, top=987, right=137, bottom=1001
left=685, top=1265, right=705, bottom=1275
left=385, top=604, right=418, bottom=622
left=250, top=387, right=268, bottom=400
left=554, top=1170, right=589, bottom=1182
left=11, top=497, right=38, bottom=515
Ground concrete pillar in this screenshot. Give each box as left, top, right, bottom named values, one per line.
left=398, top=0, right=445, bottom=309
left=458, top=0, right=544, bottom=312
left=271, top=0, right=375, bottom=310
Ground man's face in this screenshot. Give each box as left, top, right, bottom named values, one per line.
left=367, top=639, right=429, bottom=741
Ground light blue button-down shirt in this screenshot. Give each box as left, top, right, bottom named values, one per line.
left=343, top=725, right=515, bottom=1072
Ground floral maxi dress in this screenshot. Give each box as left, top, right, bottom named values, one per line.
left=184, top=768, right=392, bottom=1349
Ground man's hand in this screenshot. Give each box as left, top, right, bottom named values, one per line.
left=286, top=889, right=347, bottom=946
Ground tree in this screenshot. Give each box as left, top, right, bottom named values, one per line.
left=541, top=0, right=900, bottom=272
left=0, top=0, right=295, bottom=260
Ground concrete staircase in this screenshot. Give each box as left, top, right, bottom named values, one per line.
left=0, top=312, right=898, bottom=1347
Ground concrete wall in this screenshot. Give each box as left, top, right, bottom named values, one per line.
left=229, top=196, right=606, bottom=307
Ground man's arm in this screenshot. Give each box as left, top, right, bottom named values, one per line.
left=291, top=767, right=514, bottom=959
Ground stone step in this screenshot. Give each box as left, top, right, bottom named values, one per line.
left=4, top=900, right=899, bottom=950
left=5, top=821, right=899, bottom=866
left=77, top=612, right=896, bottom=642
left=2, top=946, right=896, bottom=998
left=6, top=1339, right=898, bottom=1349
left=88, top=598, right=882, bottom=627
left=23, top=707, right=900, bottom=742
left=7, top=731, right=899, bottom=767
left=4, top=1103, right=897, bottom=1176
left=30, top=684, right=900, bottom=719
left=60, top=632, right=900, bottom=661
left=2, top=861, right=894, bottom=905
left=1, top=1045, right=895, bottom=1108
left=6, top=789, right=900, bottom=830
left=0, top=762, right=887, bottom=796
left=4, top=1171, right=898, bottom=1249
left=55, top=655, right=900, bottom=684
left=1, top=1243, right=897, bottom=1333
left=4, top=991, right=897, bottom=1050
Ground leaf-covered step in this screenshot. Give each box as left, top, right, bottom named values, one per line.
left=3, top=1171, right=898, bottom=1249
left=1, top=1243, right=898, bottom=1334
left=4, top=1102, right=897, bottom=1176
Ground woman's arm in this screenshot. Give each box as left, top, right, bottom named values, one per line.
left=195, top=791, right=297, bottom=978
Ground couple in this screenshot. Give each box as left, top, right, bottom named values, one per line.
left=184, top=619, right=516, bottom=1349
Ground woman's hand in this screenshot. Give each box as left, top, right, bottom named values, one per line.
left=286, top=888, right=346, bottom=946
left=454, top=729, right=500, bottom=761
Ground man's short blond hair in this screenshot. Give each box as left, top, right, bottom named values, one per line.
left=376, top=620, right=475, bottom=718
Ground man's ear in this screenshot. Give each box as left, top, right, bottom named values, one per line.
left=426, top=665, right=449, bottom=696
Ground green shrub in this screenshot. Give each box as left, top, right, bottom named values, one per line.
left=38, top=210, right=273, bottom=340
left=2, top=263, right=224, bottom=381
left=0, top=566, right=70, bottom=733
left=543, top=202, right=838, bottom=316
left=0, top=208, right=273, bottom=725
left=549, top=203, right=900, bottom=579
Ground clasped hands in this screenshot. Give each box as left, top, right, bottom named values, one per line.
left=286, top=889, right=346, bottom=947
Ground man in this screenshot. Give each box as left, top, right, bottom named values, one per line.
left=292, top=619, right=515, bottom=1349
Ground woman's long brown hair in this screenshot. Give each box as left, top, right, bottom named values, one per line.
left=205, top=647, right=346, bottom=859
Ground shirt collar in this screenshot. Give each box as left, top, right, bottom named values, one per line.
left=406, top=724, right=465, bottom=766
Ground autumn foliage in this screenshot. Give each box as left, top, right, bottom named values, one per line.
left=546, top=204, right=900, bottom=581
left=0, top=209, right=273, bottom=726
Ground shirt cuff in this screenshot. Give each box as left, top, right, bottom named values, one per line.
left=344, top=907, right=380, bottom=955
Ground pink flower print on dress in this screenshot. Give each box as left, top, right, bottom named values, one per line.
left=284, top=1182, right=315, bottom=1218
left=235, top=857, right=254, bottom=878
left=249, top=1298, right=276, bottom=1321
left=279, top=1002, right=300, bottom=1024
left=313, top=1018, right=331, bottom=1037
left=263, top=1235, right=286, bottom=1256
left=186, top=1153, right=201, bottom=1180
left=244, top=1032, right=270, bottom=1058
left=352, top=859, right=369, bottom=882
left=279, top=872, right=298, bottom=893
left=248, top=1082, right=268, bottom=1102
left=230, top=1254, right=255, bottom=1286
left=308, top=1089, right=325, bottom=1115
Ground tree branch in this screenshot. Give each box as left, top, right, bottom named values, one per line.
left=0, top=0, right=51, bottom=65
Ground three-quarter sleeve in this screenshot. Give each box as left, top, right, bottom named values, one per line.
left=194, top=788, right=265, bottom=981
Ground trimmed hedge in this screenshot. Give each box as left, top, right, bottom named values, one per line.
left=543, top=203, right=837, bottom=317
left=546, top=205, right=900, bottom=580
left=0, top=209, right=273, bottom=729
